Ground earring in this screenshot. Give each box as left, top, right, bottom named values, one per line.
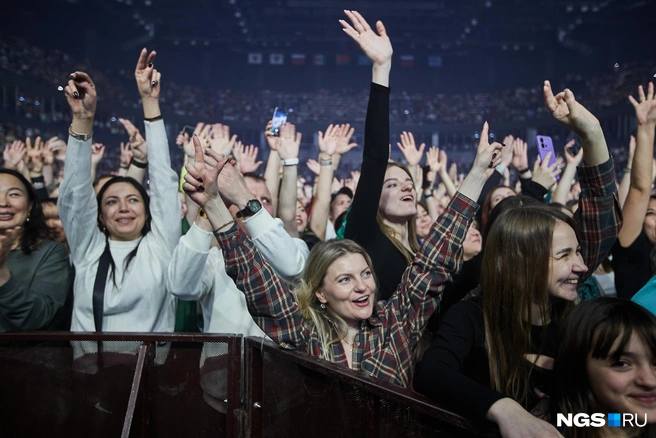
left=320, top=303, right=326, bottom=309
left=26, top=216, right=30, bottom=223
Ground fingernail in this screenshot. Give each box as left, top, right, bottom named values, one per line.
left=197, top=177, right=203, bottom=183
left=70, top=73, right=74, bottom=78
left=198, top=185, right=204, bottom=192
left=489, top=161, right=494, bottom=168
left=501, top=143, right=506, bottom=147
left=492, top=153, right=497, bottom=159
left=148, top=62, right=153, bottom=68
left=73, top=91, right=79, bottom=98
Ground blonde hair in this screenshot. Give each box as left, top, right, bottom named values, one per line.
left=294, top=239, right=377, bottom=362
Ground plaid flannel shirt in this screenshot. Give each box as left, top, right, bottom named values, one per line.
left=575, top=158, right=622, bottom=278
left=217, top=192, right=478, bottom=388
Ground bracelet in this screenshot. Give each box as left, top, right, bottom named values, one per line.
left=144, top=115, right=163, bottom=123
left=282, top=158, right=299, bottom=167
left=68, top=125, right=93, bottom=141
left=495, top=165, right=506, bottom=174
left=320, top=160, right=333, bottom=166
left=517, top=167, right=530, bottom=174
left=424, top=191, right=434, bottom=198
left=130, top=158, right=148, bottom=169
left=212, top=219, right=236, bottom=234
left=119, top=164, right=129, bottom=169
left=198, top=207, right=208, bottom=220
left=624, top=167, right=632, bottom=173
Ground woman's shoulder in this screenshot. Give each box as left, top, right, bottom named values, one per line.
left=30, top=239, right=69, bottom=257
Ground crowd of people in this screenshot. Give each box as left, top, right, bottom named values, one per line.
left=1, top=9, right=656, bottom=438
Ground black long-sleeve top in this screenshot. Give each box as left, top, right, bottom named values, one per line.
left=344, top=83, right=411, bottom=301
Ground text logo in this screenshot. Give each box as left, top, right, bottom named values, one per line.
left=556, top=413, right=647, bottom=428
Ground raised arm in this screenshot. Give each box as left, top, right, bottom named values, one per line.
left=275, top=122, right=302, bottom=237
left=618, top=83, right=656, bottom=247
left=118, top=118, right=148, bottom=184
left=309, top=124, right=340, bottom=240
left=340, top=10, right=393, bottom=244
left=134, top=48, right=181, bottom=253
left=182, top=139, right=308, bottom=349
left=617, top=135, right=636, bottom=207
left=552, top=140, right=583, bottom=205
left=58, top=71, right=106, bottom=264
left=263, top=121, right=282, bottom=215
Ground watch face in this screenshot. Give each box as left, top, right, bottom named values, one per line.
left=247, top=200, right=262, bottom=214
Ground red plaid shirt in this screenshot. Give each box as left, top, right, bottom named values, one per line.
left=216, top=192, right=478, bottom=387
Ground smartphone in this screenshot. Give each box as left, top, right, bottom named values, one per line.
left=536, top=135, right=560, bottom=180
left=182, top=125, right=195, bottom=137
left=567, top=138, right=582, bottom=157
left=270, top=107, right=288, bottom=136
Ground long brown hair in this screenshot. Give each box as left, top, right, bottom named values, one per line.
left=482, top=205, right=576, bottom=405
left=481, top=185, right=518, bottom=230
left=377, top=162, right=420, bottom=264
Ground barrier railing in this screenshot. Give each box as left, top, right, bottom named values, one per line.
left=0, top=332, right=498, bottom=437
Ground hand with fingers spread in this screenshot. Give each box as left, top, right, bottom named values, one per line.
left=511, top=137, right=531, bottom=175
left=564, top=139, right=584, bottom=167
left=426, top=146, right=446, bottom=175
left=628, top=82, right=656, bottom=127
left=25, top=137, right=44, bottom=175
left=276, top=123, right=302, bottom=161
left=531, top=152, right=563, bottom=191
left=182, top=122, right=204, bottom=158
left=339, top=10, right=392, bottom=68
left=331, top=178, right=345, bottom=194
left=239, top=144, right=263, bottom=173
left=135, top=48, right=161, bottom=100
left=334, top=124, right=358, bottom=156
left=318, top=124, right=340, bottom=158
left=119, top=142, right=133, bottom=169
left=3, top=141, right=26, bottom=170
left=64, top=71, right=97, bottom=129
left=306, top=159, right=320, bottom=176
left=209, top=123, right=238, bottom=157
left=397, top=131, right=426, bottom=167
left=118, top=118, right=147, bottom=163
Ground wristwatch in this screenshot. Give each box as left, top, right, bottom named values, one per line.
left=236, top=199, right=263, bottom=218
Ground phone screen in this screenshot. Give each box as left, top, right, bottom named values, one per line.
left=568, top=138, right=582, bottom=157
left=270, top=107, right=288, bottom=136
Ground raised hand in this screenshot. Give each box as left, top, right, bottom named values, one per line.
left=628, top=82, right=656, bottom=126
left=306, top=159, right=320, bottom=176
left=318, top=124, right=341, bottom=157
left=239, top=144, right=263, bottom=173
left=209, top=123, right=237, bottom=157
left=91, top=143, right=106, bottom=166
left=64, top=71, right=97, bottom=121
left=183, top=135, right=229, bottom=207
left=471, top=122, right=505, bottom=178
left=276, top=123, right=302, bottom=161
left=396, top=131, right=426, bottom=167
left=543, top=80, right=600, bottom=137
left=331, top=177, right=344, bottom=194
left=334, top=124, right=358, bottom=155
left=25, top=136, right=44, bottom=174
left=3, top=140, right=26, bottom=170
left=45, top=137, right=67, bottom=162
left=182, top=122, right=205, bottom=158
left=118, top=118, right=147, bottom=163
left=339, top=10, right=392, bottom=67
left=426, top=146, right=446, bottom=174
left=511, top=137, right=530, bottom=171
left=134, top=48, right=160, bottom=100
left=564, top=139, right=583, bottom=166
left=119, top=142, right=133, bottom=168
left=531, top=152, right=563, bottom=190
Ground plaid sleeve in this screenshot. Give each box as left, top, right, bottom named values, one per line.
left=575, top=158, right=623, bottom=280
left=386, top=192, right=478, bottom=340
left=215, top=225, right=308, bottom=350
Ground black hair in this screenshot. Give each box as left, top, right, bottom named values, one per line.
left=0, top=169, right=50, bottom=254
left=96, top=176, right=151, bottom=284
left=482, top=195, right=540, bottom=244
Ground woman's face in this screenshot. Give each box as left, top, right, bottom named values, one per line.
left=379, top=166, right=417, bottom=221
left=587, top=332, right=656, bottom=422
left=330, top=194, right=352, bottom=221
left=643, top=198, right=656, bottom=246
left=0, top=173, right=32, bottom=231
left=547, top=221, right=588, bottom=301
left=463, top=222, right=482, bottom=261
left=99, top=182, right=147, bottom=242
left=315, top=253, right=376, bottom=328
left=415, top=204, right=432, bottom=239
left=490, top=187, right=516, bottom=210
left=296, top=201, right=308, bottom=234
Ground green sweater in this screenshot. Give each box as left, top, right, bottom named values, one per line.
left=0, top=240, right=73, bottom=331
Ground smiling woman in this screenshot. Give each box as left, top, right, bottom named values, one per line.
left=57, top=50, right=180, bottom=371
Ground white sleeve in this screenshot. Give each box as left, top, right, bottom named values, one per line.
left=243, top=209, right=309, bottom=283
left=144, top=120, right=181, bottom=253
left=325, top=220, right=337, bottom=240
left=167, top=223, right=215, bottom=300
left=57, top=136, right=105, bottom=265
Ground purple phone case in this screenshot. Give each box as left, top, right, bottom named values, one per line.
left=536, top=135, right=560, bottom=180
